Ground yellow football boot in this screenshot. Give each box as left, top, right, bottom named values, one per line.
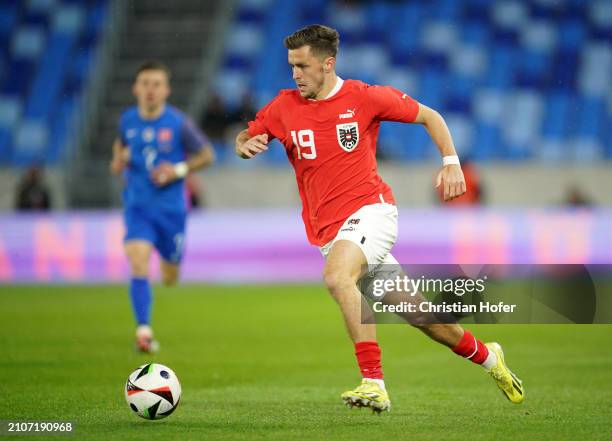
left=486, top=342, right=524, bottom=404
left=341, top=379, right=391, bottom=413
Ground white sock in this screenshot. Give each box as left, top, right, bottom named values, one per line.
left=481, top=349, right=498, bottom=371
left=364, top=378, right=386, bottom=390
left=136, top=324, right=153, bottom=338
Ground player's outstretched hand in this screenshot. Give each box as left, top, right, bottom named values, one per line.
left=150, top=162, right=178, bottom=186
left=435, top=164, right=466, bottom=201
left=238, top=134, right=269, bottom=158
left=110, top=148, right=130, bottom=175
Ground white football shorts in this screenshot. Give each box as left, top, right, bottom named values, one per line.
left=319, top=202, right=399, bottom=266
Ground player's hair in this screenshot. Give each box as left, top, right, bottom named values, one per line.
left=135, top=60, right=172, bottom=82
left=284, top=24, right=339, bottom=59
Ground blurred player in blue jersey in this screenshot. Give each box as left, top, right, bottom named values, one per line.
left=110, top=61, right=214, bottom=352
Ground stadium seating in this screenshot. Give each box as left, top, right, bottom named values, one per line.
left=214, top=0, right=612, bottom=164
left=0, top=0, right=108, bottom=166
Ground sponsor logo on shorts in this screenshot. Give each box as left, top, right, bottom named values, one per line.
left=340, top=227, right=355, bottom=232
left=347, top=218, right=360, bottom=225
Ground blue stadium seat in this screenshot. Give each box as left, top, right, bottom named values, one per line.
left=491, top=1, right=527, bottom=32
left=462, top=20, right=490, bottom=46
left=516, top=48, right=551, bottom=88
left=575, top=97, right=606, bottom=138
left=542, top=92, right=572, bottom=140
left=485, top=45, right=516, bottom=89
left=12, top=26, right=46, bottom=60
left=444, top=114, right=474, bottom=156
left=13, top=118, right=49, bottom=165
left=53, top=4, right=85, bottom=34
left=0, top=95, right=22, bottom=127
left=431, top=0, right=460, bottom=21
left=28, top=0, right=57, bottom=15
left=446, top=75, right=475, bottom=113
left=364, top=2, right=391, bottom=40
left=553, top=49, right=579, bottom=90
left=418, top=68, right=446, bottom=109
left=472, top=122, right=502, bottom=160
left=378, top=123, right=409, bottom=160
left=559, top=19, right=587, bottom=51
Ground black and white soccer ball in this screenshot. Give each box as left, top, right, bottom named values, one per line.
left=125, top=363, right=181, bottom=420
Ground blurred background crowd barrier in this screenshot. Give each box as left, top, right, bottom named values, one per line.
left=1, top=208, right=610, bottom=283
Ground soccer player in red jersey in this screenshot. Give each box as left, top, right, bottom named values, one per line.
left=235, top=25, right=524, bottom=412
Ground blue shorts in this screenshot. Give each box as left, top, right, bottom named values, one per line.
left=124, top=206, right=187, bottom=264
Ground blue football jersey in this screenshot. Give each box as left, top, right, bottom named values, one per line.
left=118, top=105, right=207, bottom=212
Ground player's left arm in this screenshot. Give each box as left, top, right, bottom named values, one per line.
left=151, top=118, right=215, bottom=186
left=413, top=103, right=466, bottom=201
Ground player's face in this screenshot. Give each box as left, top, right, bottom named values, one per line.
left=288, top=46, right=328, bottom=99
left=133, top=69, right=170, bottom=110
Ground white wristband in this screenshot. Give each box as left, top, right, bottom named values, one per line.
left=442, top=155, right=460, bottom=166
left=174, top=162, right=188, bottom=178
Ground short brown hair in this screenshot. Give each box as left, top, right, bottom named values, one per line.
left=135, top=60, right=171, bottom=81
left=283, top=24, right=339, bottom=58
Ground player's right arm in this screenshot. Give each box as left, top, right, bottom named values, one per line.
left=235, top=92, right=286, bottom=159
left=110, top=138, right=130, bottom=174
left=235, top=130, right=268, bottom=159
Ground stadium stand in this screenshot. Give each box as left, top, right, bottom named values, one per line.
left=0, top=0, right=108, bottom=166
left=213, top=0, right=612, bottom=164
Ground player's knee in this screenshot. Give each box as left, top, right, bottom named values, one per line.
left=323, top=268, right=353, bottom=297
left=125, top=247, right=150, bottom=277
left=128, top=258, right=149, bottom=277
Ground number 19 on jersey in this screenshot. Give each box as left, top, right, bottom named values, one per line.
left=290, top=129, right=317, bottom=160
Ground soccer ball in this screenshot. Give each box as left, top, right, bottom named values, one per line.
left=125, top=363, right=181, bottom=420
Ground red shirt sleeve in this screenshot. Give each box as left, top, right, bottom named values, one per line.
left=366, top=85, right=420, bottom=123
left=247, top=93, right=285, bottom=141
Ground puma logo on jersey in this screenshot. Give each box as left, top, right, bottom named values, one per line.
left=339, top=108, right=356, bottom=119
left=401, top=94, right=407, bottom=99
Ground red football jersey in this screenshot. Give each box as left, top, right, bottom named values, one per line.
left=247, top=79, right=419, bottom=246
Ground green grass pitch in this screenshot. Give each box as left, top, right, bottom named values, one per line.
left=1, top=285, right=611, bottom=440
